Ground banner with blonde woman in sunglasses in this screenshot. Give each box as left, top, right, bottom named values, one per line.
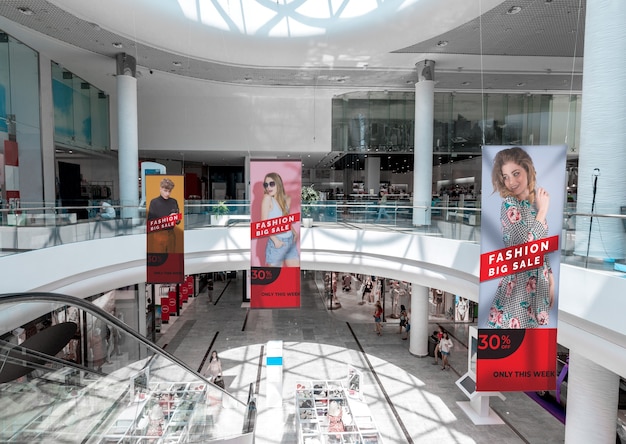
left=250, top=160, right=301, bottom=308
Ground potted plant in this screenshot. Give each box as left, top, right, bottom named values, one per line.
left=301, top=184, right=320, bottom=228
left=211, top=200, right=230, bottom=226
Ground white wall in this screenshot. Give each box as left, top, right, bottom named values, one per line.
left=137, top=76, right=337, bottom=155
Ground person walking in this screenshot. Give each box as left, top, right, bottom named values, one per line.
left=373, top=301, right=383, bottom=336
left=402, top=309, right=410, bottom=340
left=205, top=350, right=224, bottom=388
left=432, top=326, right=445, bottom=365
left=398, top=305, right=408, bottom=334
left=207, top=278, right=214, bottom=302
left=439, top=332, right=454, bottom=370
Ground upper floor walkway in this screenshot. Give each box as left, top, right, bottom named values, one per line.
left=1, top=201, right=625, bottom=380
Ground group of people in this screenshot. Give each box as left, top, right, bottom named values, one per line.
left=373, top=302, right=411, bottom=339
left=432, top=326, right=454, bottom=370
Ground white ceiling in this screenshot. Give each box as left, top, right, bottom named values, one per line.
left=0, top=0, right=586, bottom=169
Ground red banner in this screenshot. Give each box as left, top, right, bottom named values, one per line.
left=146, top=175, right=185, bottom=284
left=480, top=235, right=559, bottom=282
left=181, top=285, right=189, bottom=303
left=161, top=297, right=170, bottom=323
left=147, top=213, right=183, bottom=233
left=476, top=328, right=557, bottom=391
left=249, top=160, right=301, bottom=308
left=168, top=291, right=177, bottom=315
left=186, top=276, right=194, bottom=297
left=251, top=213, right=300, bottom=239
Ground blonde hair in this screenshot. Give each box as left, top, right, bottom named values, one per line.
left=491, top=147, right=537, bottom=203
left=160, top=177, right=175, bottom=190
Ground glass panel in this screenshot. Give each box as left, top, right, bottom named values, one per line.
left=52, top=63, right=75, bottom=146
left=0, top=30, right=42, bottom=206
left=0, top=294, right=254, bottom=443
left=52, top=63, right=110, bottom=152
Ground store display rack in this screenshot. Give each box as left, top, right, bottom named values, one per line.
left=102, top=381, right=209, bottom=443
left=295, top=379, right=382, bottom=444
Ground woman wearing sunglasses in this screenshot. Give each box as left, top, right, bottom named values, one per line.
left=261, top=172, right=300, bottom=267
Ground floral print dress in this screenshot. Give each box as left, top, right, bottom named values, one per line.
left=487, top=196, right=552, bottom=328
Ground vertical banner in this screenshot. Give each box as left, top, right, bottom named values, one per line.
left=168, top=291, right=177, bottom=316
left=160, top=297, right=170, bottom=323
left=180, top=285, right=189, bottom=303
left=477, top=145, right=566, bottom=392
left=186, top=275, right=194, bottom=297
left=250, top=160, right=301, bottom=308
left=146, top=175, right=185, bottom=284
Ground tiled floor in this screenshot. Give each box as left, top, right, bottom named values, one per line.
left=157, top=272, right=565, bottom=444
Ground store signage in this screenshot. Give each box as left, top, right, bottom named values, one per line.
left=168, top=291, right=177, bottom=315
left=249, top=160, right=301, bottom=308
left=161, top=297, right=170, bottom=323
left=181, top=285, right=189, bottom=303
left=476, top=145, right=566, bottom=392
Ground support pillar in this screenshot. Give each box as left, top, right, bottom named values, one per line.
left=408, top=284, right=428, bottom=357
left=564, top=351, right=619, bottom=443
left=574, top=0, right=626, bottom=260
left=116, top=53, right=139, bottom=219
left=365, top=156, right=380, bottom=196
left=413, top=60, right=435, bottom=226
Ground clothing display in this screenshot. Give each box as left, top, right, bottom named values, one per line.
left=487, top=196, right=553, bottom=329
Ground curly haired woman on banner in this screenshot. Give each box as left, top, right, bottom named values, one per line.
left=487, top=147, right=554, bottom=329
left=261, top=172, right=299, bottom=267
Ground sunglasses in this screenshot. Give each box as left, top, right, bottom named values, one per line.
left=263, top=181, right=276, bottom=188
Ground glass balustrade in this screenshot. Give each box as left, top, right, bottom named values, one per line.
left=0, top=201, right=624, bottom=271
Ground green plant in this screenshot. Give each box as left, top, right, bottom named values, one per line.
left=212, top=201, right=230, bottom=216
left=301, top=185, right=320, bottom=218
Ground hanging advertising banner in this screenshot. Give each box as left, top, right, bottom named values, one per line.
left=146, top=175, right=185, bottom=284
left=250, top=159, right=301, bottom=308
left=477, top=145, right=566, bottom=392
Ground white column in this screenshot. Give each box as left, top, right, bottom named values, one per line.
left=408, top=284, right=429, bottom=357
left=39, top=55, right=56, bottom=206
left=365, top=156, right=381, bottom=195
left=564, top=351, right=619, bottom=443
left=116, top=54, right=139, bottom=219
left=413, top=60, right=435, bottom=226
left=574, top=0, right=626, bottom=260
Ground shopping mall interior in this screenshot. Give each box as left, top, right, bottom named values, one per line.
left=1, top=1, right=625, bottom=443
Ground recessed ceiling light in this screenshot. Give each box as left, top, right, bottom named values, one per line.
left=437, top=41, right=448, bottom=47
left=17, top=7, right=34, bottom=15
left=517, top=82, right=526, bottom=86
left=461, top=81, right=471, bottom=86
left=507, top=6, right=522, bottom=15
left=112, top=42, right=123, bottom=49
left=172, top=61, right=182, bottom=67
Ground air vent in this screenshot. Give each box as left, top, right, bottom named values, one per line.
left=80, top=82, right=90, bottom=90
left=62, top=71, right=73, bottom=80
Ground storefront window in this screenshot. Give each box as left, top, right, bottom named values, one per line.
left=51, top=62, right=110, bottom=151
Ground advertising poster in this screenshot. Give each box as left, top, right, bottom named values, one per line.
left=250, top=159, right=301, bottom=308
left=146, top=175, right=185, bottom=284
left=160, top=298, right=169, bottom=323
left=477, top=145, right=566, bottom=392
